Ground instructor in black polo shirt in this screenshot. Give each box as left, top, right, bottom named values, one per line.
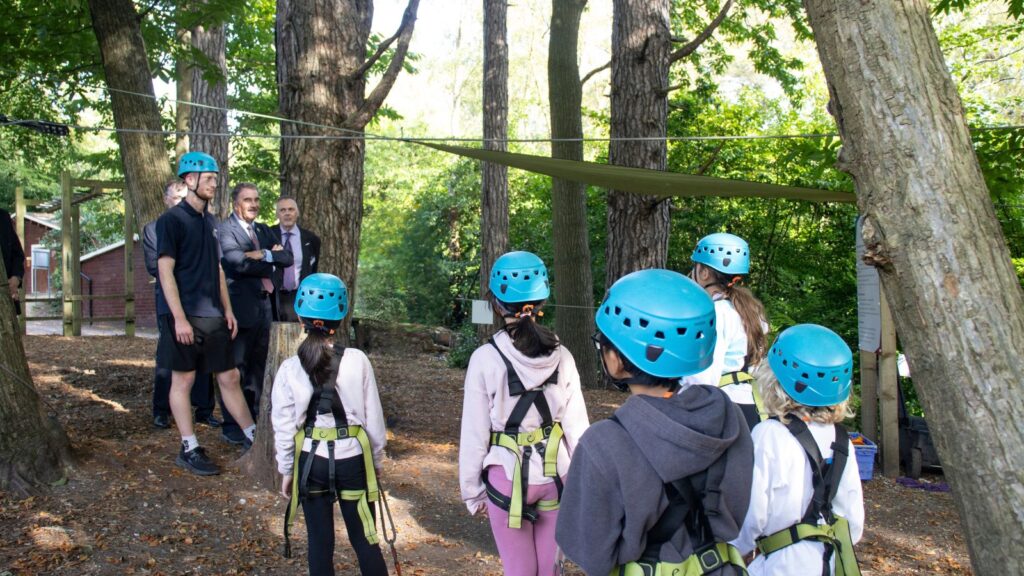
left=217, top=183, right=292, bottom=445
left=156, top=151, right=256, bottom=476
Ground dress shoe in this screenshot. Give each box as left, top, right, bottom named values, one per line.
left=153, top=414, right=171, bottom=429
left=196, top=413, right=222, bottom=428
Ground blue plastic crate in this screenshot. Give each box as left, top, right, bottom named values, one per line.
left=849, top=432, right=877, bottom=481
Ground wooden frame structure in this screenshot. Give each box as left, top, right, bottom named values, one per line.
left=13, top=173, right=134, bottom=337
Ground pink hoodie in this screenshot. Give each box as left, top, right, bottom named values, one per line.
left=459, top=330, right=590, bottom=514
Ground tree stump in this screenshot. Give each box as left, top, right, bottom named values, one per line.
left=238, top=322, right=304, bottom=491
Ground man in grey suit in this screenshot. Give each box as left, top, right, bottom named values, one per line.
left=218, top=183, right=293, bottom=444
left=273, top=196, right=321, bottom=322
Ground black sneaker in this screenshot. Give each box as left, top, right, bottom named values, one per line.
left=220, top=429, right=247, bottom=446
left=176, top=446, right=220, bottom=476
left=241, top=436, right=253, bottom=453
left=153, top=414, right=171, bottom=429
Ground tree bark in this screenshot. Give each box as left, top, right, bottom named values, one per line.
left=479, top=0, right=509, bottom=338
left=175, top=24, right=192, bottom=164
left=239, top=322, right=305, bottom=491
left=605, top=0, right=671, bottom=288
left=277, top=0, right=420, bottom=340
left=0, top=255, right=72, bottom=497
left=190, top=5, right=231, bottom=218
left=88, top=0, right=171, bottom=228
left=548, top=0, right=599, bottom=388
left=803, top=1, right=1024, bottom=573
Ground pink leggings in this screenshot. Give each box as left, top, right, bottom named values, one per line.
left=485, top=466, right=562, bottom=576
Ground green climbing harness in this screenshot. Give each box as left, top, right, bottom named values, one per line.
left=282, top=344, right=380, bottom=557
left=754, top=416, right=861, bottom=576
left=718, top=370, right=767, bottom=430
left=483, top=338, right=564, bottom=529
left=608, top=416, right=748, bottom=576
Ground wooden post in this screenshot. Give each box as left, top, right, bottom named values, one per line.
left=859, top=350, right=878, bottom=443
left=123, top=191, right=135, bottom=338
left=15, top=186, right=26, bottom=334
left=879, top=291, right=900, bottom=477
left=61, top=173, right=74, bottom=337
left=71, top=204, right=81, bottom=336
left=239, top=322, right=305, bottom=491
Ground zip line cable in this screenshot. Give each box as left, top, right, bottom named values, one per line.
left=4, top=72, right=1023, bottom=144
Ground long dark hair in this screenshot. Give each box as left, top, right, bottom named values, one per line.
left=298, top=328, right=337, bottom=388
left=492, top=297, right=559, bottom=358
left=700, top=265, right=768, bottom=367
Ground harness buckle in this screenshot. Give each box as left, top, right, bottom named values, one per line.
left=698, top=546, right=724, bottom=572
left=543, top=425, right=553, bottom=436
left=336, top=427, right=349, bottom=439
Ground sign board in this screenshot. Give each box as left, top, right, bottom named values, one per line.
left=856, top=216, right=881, bottom=351
left=471, top=299, right=493, bottom=325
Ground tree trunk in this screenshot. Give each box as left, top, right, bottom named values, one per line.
left=549, top=0, right=599, bottom=388
left=277, top=0, right=420, bottom=341
left=175, top=24, right=192, bottom=164
left=190, top=6, right=231, bottom=218
left=803, top=2, right=1024, bottom=573
left=479, top=0, right=509, bottom=338
left=239, top=322, right=305, bottom=491
left=88, top=0, right=171, bottom=228
left=604, top=0, right=671, bottom=288
left=0, top=255, right=72, bottom=497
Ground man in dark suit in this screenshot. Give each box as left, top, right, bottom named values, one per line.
left=218, top=183, right=293, bottom=444
left=143, top=180, right=219, bottom=430
left=273, top=196, right=321, bottom=322
left=1, top=207, right=26, bottom=315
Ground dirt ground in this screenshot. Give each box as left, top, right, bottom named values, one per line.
left=1, top=326, right=973, bottom=575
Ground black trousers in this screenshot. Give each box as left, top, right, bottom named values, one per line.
left=299, top=452, right=388, bottom=576
left=221, top=299, right=272, bottom=435
left=277, top=289, right=299, bottom=323
left=153, top=315, right=215, bottom=418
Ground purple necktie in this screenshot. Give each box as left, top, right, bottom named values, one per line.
left=283, top=231, right=298, bottom=291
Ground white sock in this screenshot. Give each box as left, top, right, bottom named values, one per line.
left=182, top=435, right=200, bottom=452
left=243, top=424, right=257, bottom=442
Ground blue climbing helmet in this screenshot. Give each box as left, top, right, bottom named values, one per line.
left=595, top=269, right=717, bottom=378
left=767, top=324, right=853, bottom=407
left=691, top=232, right=750, bottom=275
left=488, top=251, right=550, bottom=304
left=295, top=273, right=348, bottom=323
left=177, top=151, right=219, bottom=177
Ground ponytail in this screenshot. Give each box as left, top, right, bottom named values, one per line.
left=705, top=268, right=768, bottom=367
left=298, top=329, right=336, bottom=390
left=492, top=297, right=560, bottom=358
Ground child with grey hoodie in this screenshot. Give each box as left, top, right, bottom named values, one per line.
left=556, top=269, right=754, bottom=576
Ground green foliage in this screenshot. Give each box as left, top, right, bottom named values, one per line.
left=446, top=323, right=480, bottom=369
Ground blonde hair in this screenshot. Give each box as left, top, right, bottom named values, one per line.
left=754, top=362, right=854, bottom=425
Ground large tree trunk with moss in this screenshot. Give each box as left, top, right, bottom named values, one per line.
left=277, top=0, right=420, bottom=340
left=549, top=0, right=599, bottom=388
left=604, top=0, right=672, bottom=288
left=803, top=1, right=1024, bottom=573
left=190, top=5, right=231, bottom=218
left=478, top=0, right=510, bottom=338
left=0, top=256, right=72, bottom=497
left=175, top=23, right=192, bottom=164
left=88, top=0, right=171, bottom=228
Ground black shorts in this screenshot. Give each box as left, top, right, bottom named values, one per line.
left=157, top=315, right=235, bottom=374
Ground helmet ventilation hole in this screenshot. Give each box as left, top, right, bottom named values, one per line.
left=677, top=327, right=687, bottom=336
left=801, top=373, right=809, bottom=379
left=794, top=381, right=808, bottom=393
left=654, top=331, right=665, bottom=339
left=793, top=361, right=800, bottom=368
left=614, top=306, right=621, bottom=315
left=696, top=331, right=704, bottom=339
left=817, top=372, right=825, bottom=378
left=639, top=318, right=649, bottom=328
left=832, top=376, right=839, bottom=382
left=723, top=258, right=732, bottom=267
left=604, top=306, right=610, bottom=314
left=623, top=318, right=631, bottom=327
left=512, top=272, right=519, bottom=278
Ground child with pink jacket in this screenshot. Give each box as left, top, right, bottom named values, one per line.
left=459, top=251, right=590, bottom=576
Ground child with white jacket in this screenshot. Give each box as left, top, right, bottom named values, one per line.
left=733, top=324, right=865, bottom=576
left=271, top=274, right=388, bottom=576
